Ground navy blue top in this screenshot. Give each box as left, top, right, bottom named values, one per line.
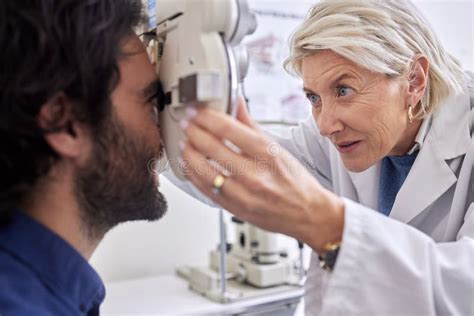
left=378, top=151, right=419, bottom=216
left=0, top=211, right=105, bottom=315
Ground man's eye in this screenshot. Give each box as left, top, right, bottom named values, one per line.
left=337, top=86, right=352, bottom=97
left=147, top=94, right=160, bottom=123
left=152, top=105, right=159, bottom=119
left=147, top=92, right=160, bottom=108
left=149, top=95, right=158, bottom=107
left=306, top=93, right=321, bottom=106
left=150, top=105, right=160, bottom=125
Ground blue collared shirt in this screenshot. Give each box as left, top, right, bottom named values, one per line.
left=0, top=211, right=105, bottom=315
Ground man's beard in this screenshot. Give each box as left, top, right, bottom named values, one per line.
left=74, top=114, right=167, bottom=239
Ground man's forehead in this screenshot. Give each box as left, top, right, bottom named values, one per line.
left=113, top=34, right=158, bottom=96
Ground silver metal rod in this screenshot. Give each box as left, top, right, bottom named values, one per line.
left=297, top=240, right=305, bottom=284
left=299, top=246, right=304, bottom=282
left=218, top=209, right=227, bottom=294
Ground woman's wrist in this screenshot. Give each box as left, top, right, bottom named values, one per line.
left=307, top=191, right=345, bottom=254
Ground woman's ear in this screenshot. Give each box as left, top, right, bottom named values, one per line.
left=406, top=54, right=430, bottom=109
left=37, top=93, right=89, bottom=159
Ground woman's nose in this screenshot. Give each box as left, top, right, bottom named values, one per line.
left=316, top=105, right=344, bottom=137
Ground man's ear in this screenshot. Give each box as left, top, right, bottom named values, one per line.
left=38, top=93, right=89, bottom=159
left=406, top=54, right=430, bottom=109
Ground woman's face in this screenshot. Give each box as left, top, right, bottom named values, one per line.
left=302, top=50, right=416, bottom=172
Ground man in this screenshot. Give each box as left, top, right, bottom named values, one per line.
left=0, top=1, right=167, bottom=315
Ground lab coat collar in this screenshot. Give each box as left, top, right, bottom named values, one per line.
left=390, top=89, right=471, bottom=223
left=349, top=87, right=471, bottom=224
left=407, top=114, right=432, bottom=154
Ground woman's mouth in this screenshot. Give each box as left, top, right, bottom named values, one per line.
left=336, top=140, right=361, bottom=153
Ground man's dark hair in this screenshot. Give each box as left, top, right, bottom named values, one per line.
left=0, top=0, right=143, bottom=216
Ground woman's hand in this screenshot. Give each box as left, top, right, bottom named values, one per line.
left=179, top=99, right=345, bottom=252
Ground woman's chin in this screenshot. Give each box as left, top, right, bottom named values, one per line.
left=341, top=157, right=373, bottom=173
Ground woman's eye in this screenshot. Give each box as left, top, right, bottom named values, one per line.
left=337, top=86, right=352, bottom=97
left=306, top=93, right=321, bottom=106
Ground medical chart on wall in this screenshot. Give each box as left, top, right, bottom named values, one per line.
left=242, top=1, right=314, bottom=126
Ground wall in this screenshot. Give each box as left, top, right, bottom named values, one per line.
left=418, top=0, right=473, bottom=71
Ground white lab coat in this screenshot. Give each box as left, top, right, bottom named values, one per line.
left=165, top=73, right=474, bottom=315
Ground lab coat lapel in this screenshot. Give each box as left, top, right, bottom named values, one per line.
left=390, top=91, right=471, bottom=224
left=389, top=144, right=456, bottom=223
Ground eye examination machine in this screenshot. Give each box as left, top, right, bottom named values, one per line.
left=141, top=0, right=305, bottom=314
left=143, top=0, right=256, bottom=180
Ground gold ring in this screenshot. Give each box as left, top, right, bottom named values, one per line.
left=211, top=174, right=226, bottom=195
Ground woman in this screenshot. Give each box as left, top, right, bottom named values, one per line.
left=173, top=0, right=474, bottom=314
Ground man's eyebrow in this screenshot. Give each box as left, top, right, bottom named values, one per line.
left=141, top=78, right=160, bottom=98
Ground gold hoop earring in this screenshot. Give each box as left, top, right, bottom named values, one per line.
left=408, top=105, right=414, bottom=123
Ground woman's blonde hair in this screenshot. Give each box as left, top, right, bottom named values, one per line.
left=284, top=0, right=465, bottom=118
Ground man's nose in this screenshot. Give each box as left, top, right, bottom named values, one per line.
left=316, top=104, right=344, bottom=137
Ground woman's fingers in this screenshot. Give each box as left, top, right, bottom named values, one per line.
left=180, top=140, right=259, bottom=220
left=185, top=106, right=270, bottom=159
left=183, top=120, right=246, bottom=174
left=235, top=97, right=259, bottom=130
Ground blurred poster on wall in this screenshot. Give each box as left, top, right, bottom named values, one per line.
left=242, top=0, right=473, bottom=128
left=243, top=1, right=314, bottom=126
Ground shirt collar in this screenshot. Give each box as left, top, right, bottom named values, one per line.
left=0, top=211, right=105, bottom=313
left=407, top=114, right=432, bottom=155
